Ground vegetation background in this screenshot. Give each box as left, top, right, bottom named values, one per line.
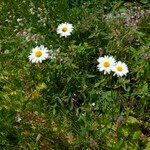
left=0, top=0, right=150, bottom=149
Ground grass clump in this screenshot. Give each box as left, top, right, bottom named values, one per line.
left=0, top=0, right=150, bottom=149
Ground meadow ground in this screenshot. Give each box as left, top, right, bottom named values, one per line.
left=0, top=0, right=150, bottom=149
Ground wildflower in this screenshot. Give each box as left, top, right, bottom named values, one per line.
left=17, top=18, right=23, bottom=22
left=116, top=116, right=124, bottom=127
left=28, top=45, right=49, bottom=63
left=113, top=61, right=129, bottom=77
left=15, top=114, right=21, bottom=123
left=97, top=56, right=116, bottom=74
left=56, top=22, right=74, bottom=37
left=92, top=103, right=95, bottom=106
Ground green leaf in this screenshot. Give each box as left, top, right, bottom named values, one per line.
left=126, top=116, right=139, bottom=124
left=144, top=138, right=150, bottom=150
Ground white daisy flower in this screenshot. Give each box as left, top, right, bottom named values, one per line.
left=28, top=45, right=49, bottom=63
left=97, top=55, right=116, bottom=74
left=113, top=61, right=129, bottom=77
left=56, top=22, right=74, bottom=37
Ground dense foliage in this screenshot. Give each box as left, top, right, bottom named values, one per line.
left=0, top=0, right=150, bottom=149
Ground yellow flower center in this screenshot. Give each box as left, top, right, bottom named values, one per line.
left=35, top=50, right=42, bottom=57
left=117, top=66, right=123, bottom=72
left=62, top=26, right=68, bottom=32
left=103, top=61, right=110, bottom=68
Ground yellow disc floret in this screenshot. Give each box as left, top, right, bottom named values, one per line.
left=117, top=66, right=123, bottom=72
left=35, top=50, right=42, bottom=57
left=103, top=61, right=110, bottom=67
left=62, top=26, right=68, bottom=32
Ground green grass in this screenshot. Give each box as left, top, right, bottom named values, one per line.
left=0, top=0, right=150, bottom=149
